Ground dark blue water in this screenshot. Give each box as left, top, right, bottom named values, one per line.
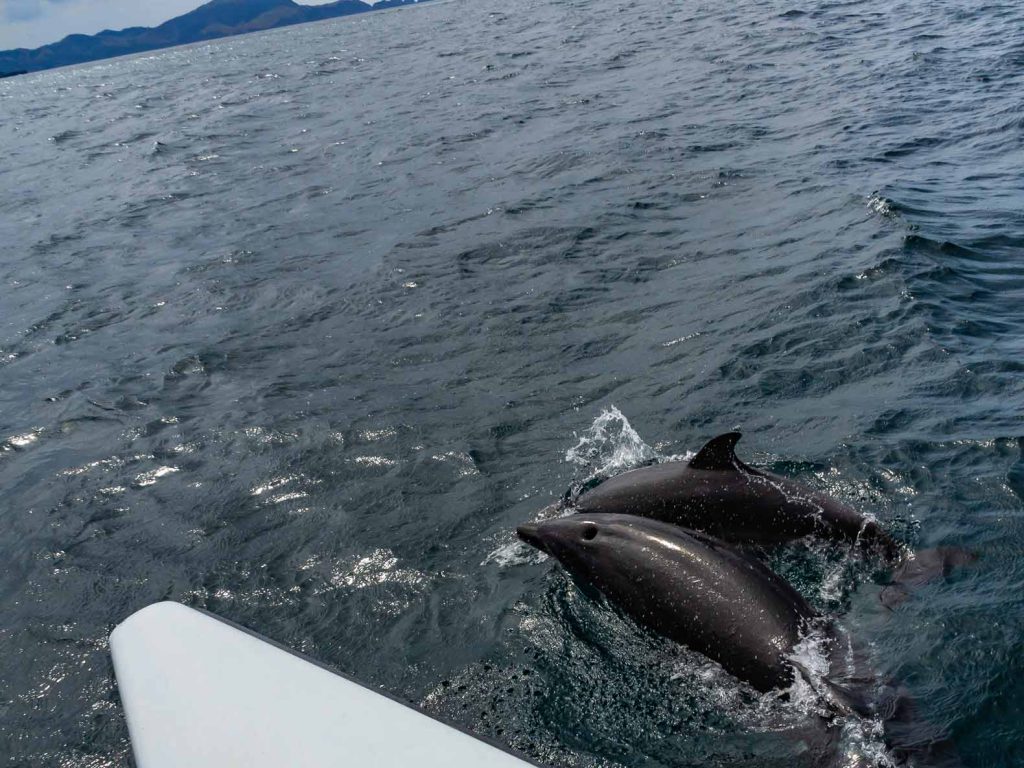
left=1, top=0, right=1022, bottom=765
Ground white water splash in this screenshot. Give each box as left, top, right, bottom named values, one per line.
left=779, top=626, right=895, bottom=768
left=482, top=538, right=550, bottom=567
left=133, top=465, right=179, bottom=488
left=781, top=627, right=834, bottom=717
left=818, top=558, right=850, bottom=605
left=565, top=405, right=659, bottom=479
left=487, top=406, right=684, bottom=568
left=867, top=192, right=898, bottom=219
left=482, top=500, right=568, bottom=566
left=2, top=428, right=43, bottom=453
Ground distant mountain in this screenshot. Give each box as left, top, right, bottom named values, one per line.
left=0, top=0, right=425, bottom=76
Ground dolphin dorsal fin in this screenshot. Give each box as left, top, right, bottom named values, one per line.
left=689, top=432, right=743, bottom=471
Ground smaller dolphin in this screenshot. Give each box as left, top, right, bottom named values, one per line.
left=569, top=432, right=902, bottom=559
left=517, top=513, right=818, bottom=692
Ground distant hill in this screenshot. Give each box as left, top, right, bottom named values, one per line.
left=0, top=0, right=425, bottom=76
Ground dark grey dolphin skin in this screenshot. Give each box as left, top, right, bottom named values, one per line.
left=517, top=513, right=963, bottom=766
left=517, top=513, right=817, bottom=692
left=570, top=432, right=903, bottom=560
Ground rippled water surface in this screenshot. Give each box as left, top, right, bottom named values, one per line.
left=1, top=0, right=1023, bottom=765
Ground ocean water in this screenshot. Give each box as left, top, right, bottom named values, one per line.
left=1, top=0, right=1022, bottom=765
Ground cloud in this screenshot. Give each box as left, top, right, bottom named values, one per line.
left=3, top=0, right=45, bottom=23
left=3, top=0, right=82, bottom=22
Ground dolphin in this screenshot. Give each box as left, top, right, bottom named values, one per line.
left=516, top=513, right=822, bottom=693
left=567, top=432, right=902, bottom=560
left=516, top=513, right=964, bottom=765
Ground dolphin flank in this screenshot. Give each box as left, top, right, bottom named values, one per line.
left=517, top=513, right=817, bottom=692
left=569, top=432, right=902, bottom=559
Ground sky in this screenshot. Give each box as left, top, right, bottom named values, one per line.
left=0, top=0, right=342, bottom=50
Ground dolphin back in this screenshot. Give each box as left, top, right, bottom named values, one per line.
left=572, top=432, right=901, bottom=558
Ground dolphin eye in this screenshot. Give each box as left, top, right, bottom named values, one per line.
left=582, top=525, right=598, bottom=541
